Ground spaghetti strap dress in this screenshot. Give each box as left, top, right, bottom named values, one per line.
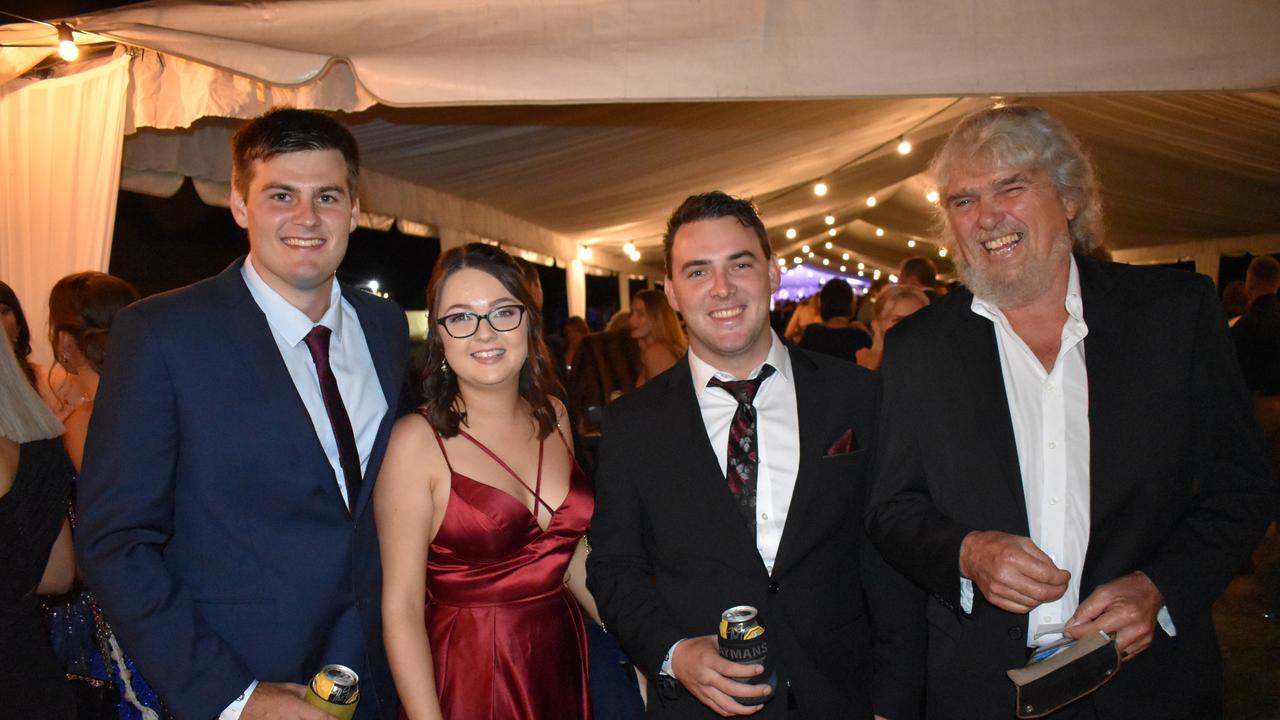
left=414, top=411, right=593, bottom=720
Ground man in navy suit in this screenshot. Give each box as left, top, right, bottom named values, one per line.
left=77, top=109, right=408, bottom=720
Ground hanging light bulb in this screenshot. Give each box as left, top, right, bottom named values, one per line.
left=907, top=239, right=917, bottom=248
left=56, top=24, right=79, bottom=62
left=813, top=182, right=828, bottom=197
left=807, top=252, right=815, bottom=258
left=889, top=274, right=899, bottom=283
left=777, top=258, right=787, bottom=266
left=857, top=262, right=865, bottom=270
left=839, top=265, right=846, bottom=272
left=828, top=229, right=837, bottom=237
left=938, top=247, right=948, bottom=258
left=578, top=246, right=593, bottom=261
left=793, top=256, right=802, bottom=264
left=841, top=253, right=849, bottom=261
left=866, top=196, right=877, bottom=208
left=824, top=215, right=836, bottom=226
left=873, top=269, right=882, bottom=280
left=786, top=228, right=797, bottom=240
left=926, top=190, right=940, bottom=203
left=801, top=244, right=810, bottom=253
left=824, top=241, right=833, bottom=249
left=822, top=258, right=830, bottom=266
left=857, top=270, right=865, bottom=277
left=875, top=227, right=885, bottom=237
left=622, top=242, right=636, bottom=255
left=897, top=137, right=912, bottom=155
left=628, top=250, right=642, bottom=262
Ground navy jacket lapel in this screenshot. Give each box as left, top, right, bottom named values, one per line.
left=214, top=259, right=354, bottom=517
left=343, top=285, right=395, bottom=520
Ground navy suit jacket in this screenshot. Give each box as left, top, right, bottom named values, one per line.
left=867, top=256, right=1278, bottom=719
left=77, top=259, right=408, bottom=720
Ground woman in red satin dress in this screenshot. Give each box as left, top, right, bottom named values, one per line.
left=376, top=243, right=596, bottom=720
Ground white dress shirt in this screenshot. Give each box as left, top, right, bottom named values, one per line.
left=968, top=257, right=1092, bottom=646
left=222, top=258, right=388, bottom=719
left=663, top=332, right=800, bottom=677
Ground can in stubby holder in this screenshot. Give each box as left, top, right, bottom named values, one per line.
left=717, top=605, right=777, bottom=706
left=304, top=664, right=360, bottom=719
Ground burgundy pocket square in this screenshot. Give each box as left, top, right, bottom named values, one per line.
left=826, top=428, right=857, bottom=456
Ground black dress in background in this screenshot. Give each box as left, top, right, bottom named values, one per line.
left=0, top=437, right=76, bottom=718
left=799, top=323, right=872, bottom=364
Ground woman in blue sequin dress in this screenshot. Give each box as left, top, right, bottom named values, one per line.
left=41, top=273, right=168, bottom=720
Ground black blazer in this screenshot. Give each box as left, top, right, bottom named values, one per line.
left=587, top=343, right=924, bottom=720
left=76, top=259, right=409, bottom=720
left=867, top=256, right=1278, bottom=719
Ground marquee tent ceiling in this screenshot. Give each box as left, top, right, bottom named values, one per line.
left=4, top=0, right=1280, bottom=280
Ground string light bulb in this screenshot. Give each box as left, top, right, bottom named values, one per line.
left=824, top=241, right=833, bottom=249
left=801, top=244, right=810, bottom=253
left=889, top=274, right=899, bottom=283
left=873, top=269, right=882, bottom=280
left=841, top=253, right=849, bottom=261
left=793, top=256, right=802, bottom=264
left=824, top=215, right=836, bottom=226
left=777, top=258, right=787, bottom=266
left=622, top=242, right=636, bottom=255
left=828, top=229, right=837, bottom=237
left=628, top=250, right=641, bottom=262
left=897, top=137, right=912, bottom=155
left=857, top=262, right=865, bottom=270
left=938, top=247, right=948, bottom=258
left=875, top=227, right=885, bottom=237
left=839, top=265, right=846, bottom=272
left=907, top=239, right=917, bottom=248
left=578, top=246, right=593, bottom=261
left=822, top=258, right=830, bottom=266
left=808, top=252, right=815, bottom=258
left=786, top=228, right=797, bottom=240
left=866, top=196, right=877, bottom=208
left=56, top=24, right=79, bottom=62
left=926, top=190, right=940, bottom=203
left=813, top=182, right=828, bottom=197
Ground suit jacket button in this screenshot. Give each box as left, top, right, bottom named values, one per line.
left=1008, top=626, right=1022, bottom=640
left=768, top=581, right=781, bottom=594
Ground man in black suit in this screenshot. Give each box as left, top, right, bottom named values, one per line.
left=588, top=192, right=923, bottom=719
left=867, top=105, right=1278, bottom=719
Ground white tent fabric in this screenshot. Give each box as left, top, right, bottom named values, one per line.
left=0, top=54, right=130, bottom=365
left=10, top=0, right=1278, bottom=104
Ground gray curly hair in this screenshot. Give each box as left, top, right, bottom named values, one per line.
left=928, top=105, right=1104, bottom=253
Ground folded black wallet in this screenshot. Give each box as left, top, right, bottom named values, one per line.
left=1006, top=631, right=1121, bottom=718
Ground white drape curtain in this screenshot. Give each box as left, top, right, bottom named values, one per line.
left=0, top=54, right=130, bottom=365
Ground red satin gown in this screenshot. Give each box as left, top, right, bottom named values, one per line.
left=417, top=419, right=593, bottom=720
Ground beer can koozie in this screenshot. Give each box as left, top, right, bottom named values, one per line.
left=717, top=605, right=777, bottom=705
left=304, top=664, right=360, bottom=720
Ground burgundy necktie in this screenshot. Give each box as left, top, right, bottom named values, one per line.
left=303, top=325, right=362, bottom=511
left=708, top=364, right=776, bottom=532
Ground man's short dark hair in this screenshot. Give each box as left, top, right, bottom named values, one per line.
left=1246, top=255, right=1280, bottom=295
left=818, top=279, right=854, bottom=320
left=231, top=108, right=360, bottom=197
left=663, top=191, right=771, bottom=276
left=899, top=256, right=938, bottom=289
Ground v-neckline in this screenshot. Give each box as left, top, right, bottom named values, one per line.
left=455, top=429, right=558, bottom=531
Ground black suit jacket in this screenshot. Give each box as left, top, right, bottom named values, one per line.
left=867, top=256, right=1278, bottom=719
left=587, top=344, right=924, bottom=719
left=76, top=259, right=409, bottom=720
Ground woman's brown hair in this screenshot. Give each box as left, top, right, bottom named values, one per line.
left=420, top=243, right=563, bottom=439
left=48, top=272, right=139, bottom=375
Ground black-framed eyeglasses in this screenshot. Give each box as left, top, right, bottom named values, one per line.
left=435, top=304, right=527, bottom=339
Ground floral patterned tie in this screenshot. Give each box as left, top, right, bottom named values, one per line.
left=708, top=364, right=776, bottom=533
